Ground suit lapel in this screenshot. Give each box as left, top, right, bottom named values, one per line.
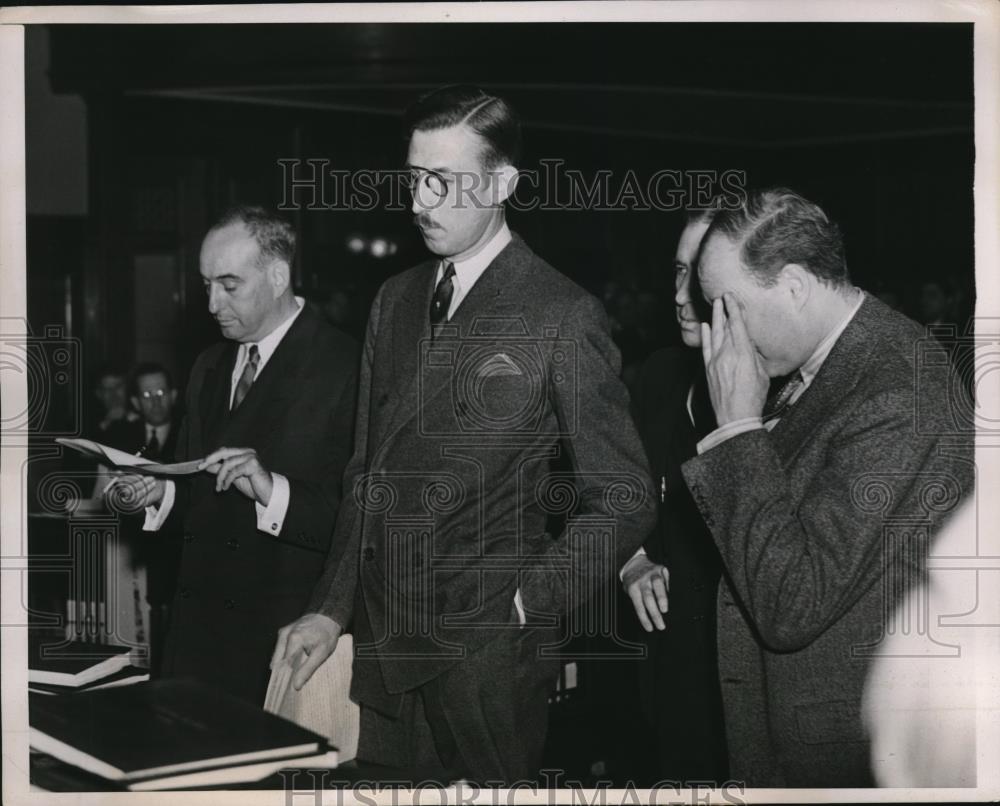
left=377, top=236, right=533, bottom=452
left=217, top=304, right=316, bottom=452
left=200, top=343, right=238, bottom=450
left=769, top=294, right=878, bottom=457
left=377, top=261, right=437, bottom=443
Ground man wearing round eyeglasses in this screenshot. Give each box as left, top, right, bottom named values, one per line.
left=275, top=85, right=656, bottom=783
left=100, top=362, right=182, bottom=675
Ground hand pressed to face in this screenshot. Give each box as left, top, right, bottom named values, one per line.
left=700, top=295, right=769, bottom=426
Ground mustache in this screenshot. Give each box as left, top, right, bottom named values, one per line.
left=414, top=214, right=441, bottom=230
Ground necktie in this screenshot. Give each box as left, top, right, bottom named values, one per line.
left=231, top=344, right=260, bottom=410
left=143, top=430, right=160, bottom=460
left=762, top=370, right=805, bottom=423
left=429, top=263, right=456, bottom=326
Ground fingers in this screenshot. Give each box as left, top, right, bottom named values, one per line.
left=199, top=446, right=251, bottom=471
left=627, top=584, right=654, bottom=632
left=291, top=637, right=337, bottom=691
left=711, top=298, right=725, bottom=356
left=723, top=292, right=752, bottom=349
left=214, top=454, right=258, bottom=492
left=271, top=625, right=292, bottom=670
left=701, top=323, right=712, bottom=368
left=651, top=573, right=669, bottom=615
left=642, top=585, right=666, bottom=631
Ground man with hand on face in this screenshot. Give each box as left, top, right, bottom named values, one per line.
left=273, top=85, right=655, bottom=784
left=112, top=206, right=358, bottom=703
left=621, top=208, right=728, bottom=783
left=681, top=188, right=972, bottom=786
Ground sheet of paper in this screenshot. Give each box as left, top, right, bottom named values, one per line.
left=55, top=438, right=204, bottom=476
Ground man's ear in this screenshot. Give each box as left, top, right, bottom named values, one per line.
left=267, top=259, right=291, bottom=298
left=493, top=164, right=519, bottom=205
left=780, top=263, right=810, bottom=309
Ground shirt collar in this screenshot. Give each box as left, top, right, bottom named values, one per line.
left=438, top=221, right=512, bottom=290
left=241, top=295, right=305, bottom=367
left=799, top=288, right=865, bottom=386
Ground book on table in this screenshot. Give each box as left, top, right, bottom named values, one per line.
left=29, top=665, right=150, bottom=696
left=29, top=678, right=332, bottom=785
left=28, top=638, right=134, bottom=688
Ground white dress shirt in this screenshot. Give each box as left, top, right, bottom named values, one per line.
left=144, top=297, right=306, bottom=536
left=435, top=222, right=512, bottom=320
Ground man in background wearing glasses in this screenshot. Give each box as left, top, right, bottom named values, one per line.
left=101, top=361, right=181, bottom=675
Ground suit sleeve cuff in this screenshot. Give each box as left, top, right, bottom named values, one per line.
left=697, top=417, right=764, bottom=455
left=143, top=480, right=175, bottom=531
left=619, top=546, right=648, bottom=581
left=256, top=473, right=289, bottom=536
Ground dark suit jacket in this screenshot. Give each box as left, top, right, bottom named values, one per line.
left=306, top=233, right=657, bottom=715
left=163, top=303, right=358, bottom=704
left=104, top=417, right=182, bottom=606
left=631, top=347, right=727, bottom=781
left=681, top=295, right=973, bottom=786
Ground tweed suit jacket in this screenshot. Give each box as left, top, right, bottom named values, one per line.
left=163, top=303, right=359, bottom=703
left=306, top=233, right=657, bottom=714
left=681, top=294, right=973, bottom=786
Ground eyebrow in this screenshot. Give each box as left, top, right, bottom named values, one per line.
left=406, top=162, right=452, bottom=176
left=203, top=273, right=243, bottom=283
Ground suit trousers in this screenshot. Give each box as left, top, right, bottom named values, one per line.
left=357, top=626, right=561, bottom=784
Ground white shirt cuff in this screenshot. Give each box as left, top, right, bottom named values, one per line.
left=256, top=473, right=289, bottom=536
left=696, top=417, right=764, bottom=455
left=619, top=546, right=648, bottom=581
left=143, top=480, right=175, bottom=531
left=513, top=588, right=526, bottom=627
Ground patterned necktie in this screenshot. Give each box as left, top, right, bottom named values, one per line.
left=429, top=262, right=456, bottom=326
left=762, top=370, right=805, bottom=423
left=231, top=344, right=260, bottom=410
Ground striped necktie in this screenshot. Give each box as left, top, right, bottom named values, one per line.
left=762, top=370, right=804, bottom=424
left=231, top=344, right=260, bottom=410
left=429, top=262, right=456, bottom=326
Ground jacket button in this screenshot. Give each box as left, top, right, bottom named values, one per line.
left=224, top=598, right=235, bottom=609
left=183, top=533, right=194, bottom=543
left=226, top=538, right=240, bottom=550
left=363, top=547, right=375, bottom=561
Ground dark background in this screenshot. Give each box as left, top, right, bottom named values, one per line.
left=27, top=22, right=974, bottom=389
left=23, top=21, right=975, bottom=783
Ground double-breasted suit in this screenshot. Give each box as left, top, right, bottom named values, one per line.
left=307, top=233, right=656, bottom=779
left=164, top=303, right=358, bottom=704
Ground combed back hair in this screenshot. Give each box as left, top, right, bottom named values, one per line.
left=131, top=361, right=173, bottom=396
left=706, top=187, right=849, bottom=287
left=404, top=84, right=522, bottom=169
left=214, top=205, right=296, bottom=269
